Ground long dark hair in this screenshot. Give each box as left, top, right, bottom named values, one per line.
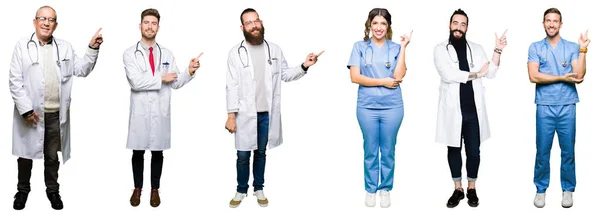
left=363, top=8, right=393, bottom=41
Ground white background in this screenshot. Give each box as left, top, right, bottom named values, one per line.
left=0, top=0, right=596, bottom=215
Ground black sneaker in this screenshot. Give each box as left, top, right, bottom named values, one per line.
left=47, top=192, right=63, bottom=210
left=467, top=188, right=479, bottom=207
left=446, top=189, right=465, bottom=208
left=13, top=192, right=29, bottom=210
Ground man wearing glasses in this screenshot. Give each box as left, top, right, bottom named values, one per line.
left=9, top=5, right=103, bottom=210
left=225, top=8, right=323, bottom=208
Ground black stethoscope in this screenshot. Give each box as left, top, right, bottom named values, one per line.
left=446, top=42, right=474, bottom=68
left=238, top=40, right=275, bottom=68
left=27, top=32, right=63, bottom=67
left=134, top=41, right=163, bottom=72
left=540, top=39, right=568, bottom=67
left=364, top=39, right=391, bottom=68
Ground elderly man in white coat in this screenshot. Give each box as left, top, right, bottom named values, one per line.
left=9, top=6, right=103, bottom=211
left=123, top=8, right=201, bottom=208
left=225, top=8, right=323, bottom=208
left=433, top=9, right=506, bottom=208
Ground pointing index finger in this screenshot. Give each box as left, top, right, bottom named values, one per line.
left=316, top=50, right=325, bottom=57
left=197, top=52, right=204, bottom=59
left=95, top=28, right=102, bottom=35
left=502, top=29, right=508, bottom=38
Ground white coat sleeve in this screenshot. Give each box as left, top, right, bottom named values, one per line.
left=479, top=45, right=499, bottom=79
left=279, top=50, right=306, bottom=82
left=226, top=52, right=240, bottom=113
left=71, top=44, right=100, bottom=77
left=8, top=42, right=32, bottom=115
left=169, top=57, right=195, bottom=89
left=433, top=45, right=469, bottom=84
left=123, top=51, right=162, bottom=91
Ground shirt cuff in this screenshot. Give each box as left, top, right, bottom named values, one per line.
left=21, top=110, right=34, bottom=118
left=301, top=63, right=309, bottom=72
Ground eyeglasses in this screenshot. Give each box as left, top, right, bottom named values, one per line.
left=243, top=19, right=261, bottom=27
left=35, top=16, right=56, bottom=23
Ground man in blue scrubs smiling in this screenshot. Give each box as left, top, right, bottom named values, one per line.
left=527, top=7, right=590, bottom=208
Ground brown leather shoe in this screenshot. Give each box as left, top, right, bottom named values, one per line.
left=150, top=189, right=161, bottom=207
left=130, top=188, right=142, bottom=207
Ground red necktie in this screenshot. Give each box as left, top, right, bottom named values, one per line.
left=149, top=47, right=155, bottom=76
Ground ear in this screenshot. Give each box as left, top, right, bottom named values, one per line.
left=240, top=25, right=244, bottom=31
left=139, top=23, right=142, bottom=31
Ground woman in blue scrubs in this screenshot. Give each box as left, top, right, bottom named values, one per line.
left=347, top=8, right=411, bottom=208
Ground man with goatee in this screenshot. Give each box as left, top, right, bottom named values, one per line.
left=225, top=8, right=324, bottom=208
left=433, top=8, right=506, bottom=208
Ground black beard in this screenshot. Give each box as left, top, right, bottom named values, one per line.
left=243, top=26, right=265, bottom=45
left=448, top=29, right=467, bottom=46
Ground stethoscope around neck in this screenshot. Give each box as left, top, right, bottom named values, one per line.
left=364, top=39, right=391, bottom=68
left=540, top=39, right=568, bottom=67
left=238, top=39, right=275, bottom=68
left=27, top=32, right=64, bottom=68
left=134, top=41, right=163, bottom=72
left=446, top=42, right=475, bottom=68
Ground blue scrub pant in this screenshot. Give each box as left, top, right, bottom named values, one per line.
left=236, top=112, right=269, bottom=194
left=357, top=106, right=404, bottom=193
left=534, top=104, right=576, bottom=193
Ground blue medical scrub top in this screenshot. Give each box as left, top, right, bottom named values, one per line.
left=347, top=39, right=403, bottom=109
left=528, top=38, right=580, bottom=105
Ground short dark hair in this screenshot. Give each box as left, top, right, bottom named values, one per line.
left=141, top=8, right=160, bottom=23
left=240, top=8, right=257, bottom=24
left=543, top=8, right=562, bottom=22
left=450, top=8, right=468, bottom=25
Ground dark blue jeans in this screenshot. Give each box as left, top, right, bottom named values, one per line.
left=448, top=110, right=480, bottom=182
left=237, top=112, right=269, bottom=194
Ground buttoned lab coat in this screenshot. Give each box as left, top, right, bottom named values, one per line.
left=226, top=40, right=306, bottom=151
left=9, top=34, right=99, bottom=163
left=433, top=40, right=498, bottom=148
left=123, top=42, right=195, bottom=150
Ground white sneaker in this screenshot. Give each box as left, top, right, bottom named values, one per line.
left=365, top=192, right=376, bottom=207
left=254, top=190, right=268, bottom=207
left=533, top=193, right=545, bottom=208
left=229, top=192, right=246, bottom=208
left=562, top=191, right=573, bottom=208
left=380, top=190, right=391, bottom=208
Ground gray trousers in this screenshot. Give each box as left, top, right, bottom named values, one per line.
left=17, top=112, right=61, bottom=193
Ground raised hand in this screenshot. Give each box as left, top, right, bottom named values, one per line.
left=188, top=52, right=203, bottom=75
left=303, top=50, right=325, bottom=67
left=400, top=30, right=413, bottom=48
left=89, top=28, right=103, bottom=49
left=495, top=29, right=508, bottom=50
left=579, top=29, right=590, bottom=49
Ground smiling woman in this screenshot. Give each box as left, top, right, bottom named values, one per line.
left=347, top=7, right=411, bottom=208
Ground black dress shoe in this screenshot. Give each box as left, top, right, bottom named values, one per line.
left=446, top=189, right=465, bottom=208
left=13, top=192, right=29, bottom=210
left=467, top=188, right=479, bottom=207
left=47, top=192, right=64, bottom=210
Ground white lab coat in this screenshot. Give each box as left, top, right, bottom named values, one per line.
left=226, top=40, right=306, bottom=151
left=123, top=42, right=195, bottom=150
left=9, top=34, right=99, bottom=163
left=433, top=40, right=498, bottom=148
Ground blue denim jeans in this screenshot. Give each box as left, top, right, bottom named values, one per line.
left=236, top=112, right=269, bottom=193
